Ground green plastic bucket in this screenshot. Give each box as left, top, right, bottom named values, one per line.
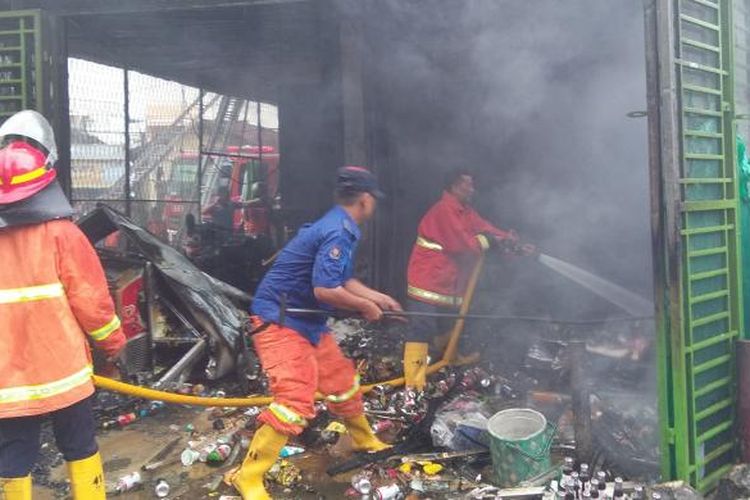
left=487, top=408, right=554, bottom=486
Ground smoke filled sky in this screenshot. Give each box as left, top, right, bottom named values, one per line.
left=365, top=0, right=653, bottom=308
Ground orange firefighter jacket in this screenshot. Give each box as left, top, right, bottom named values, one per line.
left=407, top=191, right=512, bottom=306
left=0, top=219, right=126, bottom=418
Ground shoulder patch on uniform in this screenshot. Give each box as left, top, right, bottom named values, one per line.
left=330, top=246, right=342, bottom=259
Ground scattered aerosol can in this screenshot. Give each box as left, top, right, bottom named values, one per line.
left=206, top=443, right=232, bottom=464
left=459, top=370, right=479, bottom=390
left=181, top=447, right=200, bottom=466
left=279, top=445, right=305, bottom=458
left=373, top=483, right=402, bottom=499
left=117, top=412, right=137, bottom=427
left=154, top=478, right=170, bottom=498
left=372, top=419, right=395, bottom=434
left=351, top=472, right=373, bottom=496
left=115, top=471, right=142, bottom=493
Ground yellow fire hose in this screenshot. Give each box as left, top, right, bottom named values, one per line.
left=92, top=254, right=486, bottom=407
left=442, top=253, right=485, bottom=363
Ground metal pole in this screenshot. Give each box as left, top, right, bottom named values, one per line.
left=569, top=340, right=592, bottom=463
left=123, top=67, right=132, bottom=217
left=198, top=88, right=204, bottom=214
left=200, top=150, right=264, bottom=160
left=153, top=338, right=208, bottom=388
left=143, top=262, right=157, bottom=373
left=283, top=307, right=652, bottom=325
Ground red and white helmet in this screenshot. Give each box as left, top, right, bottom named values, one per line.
left=0, top=110, right=58, bottom=204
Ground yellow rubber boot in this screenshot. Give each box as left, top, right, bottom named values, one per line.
left=403, top=341, right=429, bottom=391
left=67, top=452, right=106, bottom=500
left=232, top=424, right=288, bottom=500
left=0, top=475, right=31, bottom=500
left=344, top=414, right=391, bottom=452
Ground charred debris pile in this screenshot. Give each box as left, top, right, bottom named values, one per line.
left=36, top=207, right=674, bottom=499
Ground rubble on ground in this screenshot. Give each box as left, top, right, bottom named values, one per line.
left=77, top=206, right=258, bottom=388
left=26, top=211, right=671, bottom=497
left=32, top=311, right=672, bottom=498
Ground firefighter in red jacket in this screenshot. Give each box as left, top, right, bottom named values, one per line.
left=0, top=110, right=126, bottom=500
left=404, top=169, right=534, bottom=389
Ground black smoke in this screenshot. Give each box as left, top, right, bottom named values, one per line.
left=360, top=0, right=653, bottom=318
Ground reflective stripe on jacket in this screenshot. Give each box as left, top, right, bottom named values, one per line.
left=0, top=219, right=126, bottom=418
left=407, top=191, right=510, bottom=305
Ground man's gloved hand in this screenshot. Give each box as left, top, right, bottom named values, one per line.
left=487, top=231, right=520, bottom=254
left=373, top=293, right=408, bottom=323
left=488, top=231, right=537, bottom=257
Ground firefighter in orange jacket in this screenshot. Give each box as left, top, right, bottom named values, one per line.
left=231, top=166, right=400, bottom=499
left=0, top=111, right=126, bottom=500
left=404, top=169, right=534, bottom=389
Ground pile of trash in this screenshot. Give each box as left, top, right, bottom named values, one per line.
left=61, top=313, right=666, bottom=498
left=4, top=209, right=662, bottom=497
left=77, top=206, right=264, bottom=393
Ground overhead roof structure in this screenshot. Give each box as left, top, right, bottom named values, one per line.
left=13, top=0, right=326, bottom=102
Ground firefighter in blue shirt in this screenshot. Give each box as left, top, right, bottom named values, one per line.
left=230, top=166, right=402, bottom=500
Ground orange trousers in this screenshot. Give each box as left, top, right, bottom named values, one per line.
left=252, top=322, right=363, bottom=436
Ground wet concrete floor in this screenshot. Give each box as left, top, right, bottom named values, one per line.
left=33, top=405, right=355, bottom=499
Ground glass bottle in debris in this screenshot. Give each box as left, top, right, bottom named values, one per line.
left=613, top=477, right=624, bottom=498
left=562, top=456, right=575, bottom=477
left=560, top=459, right=574, bottom=491
left=590, top=479, right=600, bottom=498
left=549, top=480, right=559, bottom=494
left=589, top=483, right=600, bottom=499
left=631, top=485, right=645, bottom=500
left=596, top=472, right=607, bottom=495
left=558, top=477, right=569, bottom=493
left=579, top=463, right=591, bottom=494
left=571, top=472, right=580, bottom=496
left=579, top=463, right=590, bottom=482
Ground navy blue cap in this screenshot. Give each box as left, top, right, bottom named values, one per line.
left=336, top=166, right=384, bottom=199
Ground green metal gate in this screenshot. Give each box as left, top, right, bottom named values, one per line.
left=647, top=0, right=743, bottom=492
left=0, top=10, right=42, bottom=122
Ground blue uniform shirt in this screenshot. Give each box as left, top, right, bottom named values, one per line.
left=251, top=205, right=360, bottom=344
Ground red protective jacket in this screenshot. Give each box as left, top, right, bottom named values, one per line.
left=0, top=219, right=126, bottom=418
left=407, top=192, right=512, bottom=306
